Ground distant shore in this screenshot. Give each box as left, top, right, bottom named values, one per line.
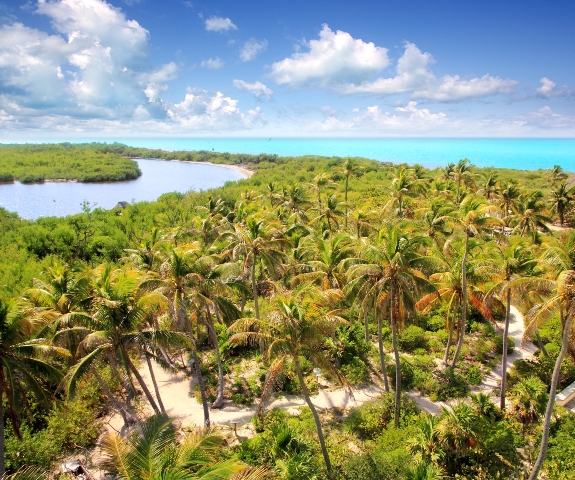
left=171, top=159, right=254, bottom=178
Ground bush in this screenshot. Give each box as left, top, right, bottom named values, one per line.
left=494, top=335, right=515, bottom=354
left=425, top=315, right=445, bottom=332
left=387, top=358, right=415, bottom=390
left=464, top=365, right=484, bottom=385
left=431, top=369, right=469, bottom=401
left=345, top=392, right=419, bottom=439
left=341, top=357, right=370, bottom=385
left=398, top=326, right=427, bottom=352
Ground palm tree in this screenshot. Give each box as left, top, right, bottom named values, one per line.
left=312, top=194, right=345, bottom=233
left=546, top=164, right=568, bottom=187
left=499, top=181, right=522, bottom=226
left=0, top=300, right=68, bottom=476
left=478, top=171, right=499, bottom=201
left=438, top=402, right=477, bottom=463
left=387, top=166, right=426, bottom=217
left=508, top=376, right=547, bottom=429
left=228, top=289, right=348, bottom=475
left=550, top=181, right=574, bottom=226
left=525, top=268, right=575, bottom=480
left=291, top=233, right=353, bottom=290
left=341, top=158, right=364, bottom=228
left=485, top=238, right=535, bottom=409
left=222, top=217, right=289, bottom=319
left=101, top=413, right=266, bottom=479
left=509, top=191, right=552, bottom=243
left=347, top=223, right=434, bottom=426
left=450, top=159, right=475, bottom=205
left=308, top=172, right=337, bottom=209
left=407, top=415, right=444, bottom=464
left=450, top=195, right=501, bottom=368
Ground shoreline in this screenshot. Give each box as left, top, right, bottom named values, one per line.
left=168, top=159, right=254, bottom=178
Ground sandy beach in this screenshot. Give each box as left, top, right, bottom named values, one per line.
left=176, top=160, right=254, bottom=178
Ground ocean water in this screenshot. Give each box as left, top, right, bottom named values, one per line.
left=108, top=138, right=575, bottom=172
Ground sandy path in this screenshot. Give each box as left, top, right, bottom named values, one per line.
left=475, top=305, right=537, bottom=394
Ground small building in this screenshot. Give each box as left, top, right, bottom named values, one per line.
left=113, top=201, right=130, bottom=210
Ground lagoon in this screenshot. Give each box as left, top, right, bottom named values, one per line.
left=0, top=159, right=244, bottom=220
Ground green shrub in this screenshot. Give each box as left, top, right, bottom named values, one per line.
left=387, top=358, right=415, bottom=390
left=464, top=365, right=484, bottom=385
left=398, top=326, right=427, bottom=352
left=494, top=335, right=515, bottom=354
left=345, top=392, right=419, bottom=439
left=341, top=357, right=370, bottom=385
left=426, top=315, right=445, bottom=332
left=431, top=369, right=469, bottom=401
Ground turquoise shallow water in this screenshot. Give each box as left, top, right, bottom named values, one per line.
left=108, top=138, right=575, bottom=171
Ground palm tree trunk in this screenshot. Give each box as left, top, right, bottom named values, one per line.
left=186, top=323, right=211, bottom=427
left=443, top=308, right=455, bottom=366
left=500, top=288, right=512, bottom=410
left=451, top=232, right=469, bottom=368
left=293, top=354, right=332, bottom=475
left=377, top=304, right=390, bottom=392
left=207, top=312, right=225, bottom=409
left=390, top=285, right=401, bottom=428
left=91, top=367, right=134, bottom=427
left=110, top=354, right=135, bottom=405
left=528, top=314, right=573, bottom=480
left=123, top=350, right=161, bottom=415
left=251, top=253, right=260, bottom=319
left=144, top=350, right=165, bottom=414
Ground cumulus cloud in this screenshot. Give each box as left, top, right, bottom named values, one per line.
left=537, top=77, right=575, bottom=98
left=204, top=16, right=237, bottom=32
left=233, top=79, right=273, bottom=100
left=201, top=57, right=224, bottom=69
left=0, top=0, right=258, bottom=132
left=338, top=42, right=517, bottom=101
left=239, top=38, right=267, bottom=61
left=166, top=88, right=266, bottom=129
left=269, top=24, right=389, bottom=87
left=310, top=101, right=449, bottom=133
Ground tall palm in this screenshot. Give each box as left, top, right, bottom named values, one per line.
left=450, top=196, right=501, bottom=368
left=525, top=268, right=575, bottom=480
left=387, top=167, right=426, bottom=217
left=347, top=223, right=434, bottom=426
left=450, top=159, right=475, bottom=205
left=291, top=233, right=353, bottom=290
left=550, top=181, right=574, bottom=226
left=499, top=181, right=522, bottom=226
left=312, top=194, right=345, bottom=234
left=341, top=158, right=364, bottom=228
left=228, top=289, right=347, bottom=475
left=546, top=164, right=568, bottom=188
left=0, top=300, right=68, bottom=475
left=484, top=238, right=535, bottom=409
left=308, top=172, right=337, bottom=209
left=478, top=171, right=499, bottom=202
left=509, top=191, right=552, bottom=243
left=222, top=217, right=289, bottom=319
left=416, top=199, right=455, bottom=248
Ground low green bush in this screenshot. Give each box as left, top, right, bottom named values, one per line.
left=431, top=369, right=469, bottom=401
left=494, top=335, right=515, bottom=354
left=399, top=325, right=427, bottom=352
left=341, top=357, right=370, bottom=385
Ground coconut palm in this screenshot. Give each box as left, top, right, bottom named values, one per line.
left=347, top=223, right=434, bottom=426
left=508, top=376, right=548, bottom=428
left=308, top=172, right=337, bottom=209
left=100, top=413, right=267, bottom=479
left=478, top=171, right=499, bottom=201
left=312, top=194, right=345, bottom=234
left=291, top=233, right=354, bottom=290
left=450, top=195, right=501, bottom=368
left=0, top=300, right=68, bottom=476
left=222, top=217, right=290, bottom=319
left=450, top=159, right=475, bottom=205
left=525, top=268, right=575, bottom=480
left=486, top=239, right=537, bottom=410
left=509, top=191, right=552, bottom=243
left=499, top=181, right=522, bottom=225
left=228, top=289, right=348, bottom=475
left=438, top=402, right=477, bottom=462
left=386, top=167, right=426, bottom=217
left=341, top=158, right=364, bottom=228
left=546, top=164, right=568, bottom=187
left=550, top=181, right=574, bottom=226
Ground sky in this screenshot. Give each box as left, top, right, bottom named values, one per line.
left=0, top=0, right=574, bottom=138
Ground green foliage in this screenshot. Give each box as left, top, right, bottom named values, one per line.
left=544, top=413, right=575, bottom=479
left=345, top=392, right=419, bottom=439
left=399, top=325, right=427, bottom=352
left=493, top=334, right=515, bottom=354
left=431, top=369, right=469, bottom=402
left=340, top=357, right=370, bottom=385
left=0, top=143, right=141, bottom=182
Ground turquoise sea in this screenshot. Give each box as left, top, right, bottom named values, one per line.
left=108, top=138, right=575, bottom=172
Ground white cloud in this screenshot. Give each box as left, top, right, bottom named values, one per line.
left=269, top=24, right=389, bottom=87
left=201, top=57, right=224, bottom=69
left=239, top=38, right=267, bottom=61
left=537, top=77, right=575, bottom=98
left=339, top=42, right=517, bottom=101
left=233, top=79, right=273, bottom=100
left=204, top=16, right=237, bottom=32
left=0, top=0, right=258, bottom=132
left=166, top=88, right=265, bottom=129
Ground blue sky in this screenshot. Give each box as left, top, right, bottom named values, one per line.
left=0, top=0, right=574, bottom=138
